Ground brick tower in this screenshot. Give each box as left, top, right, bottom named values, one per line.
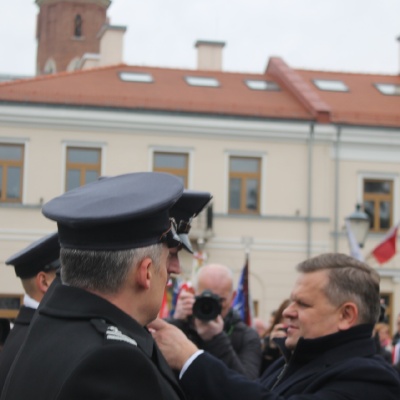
left=35, top=0, right=111, bottom=75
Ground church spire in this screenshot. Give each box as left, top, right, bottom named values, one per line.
left=35, top=0, right=111, bottom=75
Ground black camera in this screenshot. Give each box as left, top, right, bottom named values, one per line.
left=192, top=290, right=222, bottom=321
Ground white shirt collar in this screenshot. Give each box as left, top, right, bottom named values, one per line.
left=23, top=294, right=40, bottom=309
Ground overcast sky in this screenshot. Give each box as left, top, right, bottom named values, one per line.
left=0, top=0, right=399, bottom=76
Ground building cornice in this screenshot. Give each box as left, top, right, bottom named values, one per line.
left=1, top=104, right=399, bottom=147
left=0, top=104, right=312, bottom=142
left=376, top=268, right=400, bottom=283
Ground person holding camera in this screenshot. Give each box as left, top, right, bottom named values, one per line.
left=167, top=263, right=261, bottom=380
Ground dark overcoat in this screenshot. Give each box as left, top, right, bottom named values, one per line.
left=0, top=306, right=35, bottom=395
left=1, top=285, right=185, bottom=400
left=180, top=324, right=400, bottom=400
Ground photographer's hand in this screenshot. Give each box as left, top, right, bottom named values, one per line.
left=173, top=289, right=195, bottom=320
left=194, top=315, right=224, bottom=341
left=269, top=323, right=288, bottom=348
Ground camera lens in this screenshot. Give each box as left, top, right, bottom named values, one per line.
left=192, top=290, right=222, bottom=321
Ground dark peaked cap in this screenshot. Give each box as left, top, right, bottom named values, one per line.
left=6, top=232, right=60, bottom=279
left=42, top=172, right=184, bottom=251
left=169, top=190, right=212, bottom=253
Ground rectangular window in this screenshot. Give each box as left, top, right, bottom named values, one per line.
left=0, top=294, right=23, bottom=319
left=185, top=76, right=220, bottom=87
left=119, top=72, right=154, bottom=83
left=153, top=152, right=189, bottom=188
left=66, top=147, right=101, bottom=191
left=363, top=179, right=393, bottom=232
left=229, top=156, right=261, bottom=214
left=313, top=79, right=349, bottom=92
left=0, top=144, right=24, bottom=203
left=245, top=80, right=280, bottom=91
left=374, top=83, right=400, bottom=96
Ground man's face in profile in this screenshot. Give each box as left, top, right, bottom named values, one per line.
left=167, top=246, right=181, bottom=276
left=282, top=270, right=343, bottom=350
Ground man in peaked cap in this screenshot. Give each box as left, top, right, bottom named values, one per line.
left=0, top=232, right=59, bottom=391
left=1, top=172, right=187, bottom=400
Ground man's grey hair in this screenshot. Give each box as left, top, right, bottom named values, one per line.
left=60, top=244, right=164, bottom=294
left=296, top=253, right=380, bottom=324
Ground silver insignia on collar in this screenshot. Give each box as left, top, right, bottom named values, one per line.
left=106, top=326, right=137, bottom=346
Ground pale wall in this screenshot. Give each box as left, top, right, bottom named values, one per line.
left=1, top=105, right=400, bottom=329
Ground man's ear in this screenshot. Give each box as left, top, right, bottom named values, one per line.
left=136, top=257, right=153, bottom=289
left=338, top=302, right=359, bottom=330
left=36, top=271, right=53, bottom=294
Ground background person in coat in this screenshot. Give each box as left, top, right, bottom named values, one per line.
left=150, top=253, right=400, bottom=400
left=259, top=298, right=290, bottom=375
left=0, top=232, right=59, bottom=392
left=0, top=172, right=189, bottom=400
left=167, top=263, right=261, bottom=380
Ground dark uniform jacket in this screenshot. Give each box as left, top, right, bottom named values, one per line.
left=180, top=324, right=400, bottom=399
left=168, top=309, right=261, bottom=379
left=0, top=306, right=35, bottom=396
left=1, top=285, right=185, bottom=400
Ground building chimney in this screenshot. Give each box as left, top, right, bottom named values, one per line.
left=97, top=24, right=127, bottom=66
left=195, top=40, right=225, bottom=71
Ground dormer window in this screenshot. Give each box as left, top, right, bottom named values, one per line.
left=374, top=83, right=400, bottom=96
left=313, top=79, right=349, bottom=92
left=119, top=72, right=154, bottom=83
left=245, top=80, right=280, bottom=91
left=185, top=76, right=220, bottom=87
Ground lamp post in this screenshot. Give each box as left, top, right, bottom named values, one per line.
left=345, top=204, right=370, bottom=248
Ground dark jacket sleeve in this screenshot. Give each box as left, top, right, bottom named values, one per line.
left=180, top=352, right=400, bottom=400
left=202, top=323, right=261, bottom=380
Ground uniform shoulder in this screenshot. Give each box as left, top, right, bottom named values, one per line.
left=90, top=318, right=138, bottom=347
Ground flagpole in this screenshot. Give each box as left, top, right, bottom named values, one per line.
left=243, top=238, right=251, bottom=325
left=231, top=236, right=253, bottom=326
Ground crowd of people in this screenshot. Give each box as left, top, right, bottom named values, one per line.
left=0, top=171, right=399, bottom=399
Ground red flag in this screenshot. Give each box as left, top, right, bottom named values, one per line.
left=370, top=223, right=399, bottom=264
left=158, top=288, right=169, bottom=318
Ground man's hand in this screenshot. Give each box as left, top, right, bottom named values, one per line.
left=173, top=289, right=195, bottom=320
left=269, top=323, right=288, bottom=348
left=148, top=318, right=198, bottom=370
left=194, top=315, right=224, bottom=341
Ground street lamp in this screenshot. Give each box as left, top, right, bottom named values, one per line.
left=345, top=204, right=370, bottom=248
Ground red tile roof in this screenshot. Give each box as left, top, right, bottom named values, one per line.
left=296, top=70, right=400, bottom=127
left=0, top=64, right=312, bottom=121
left=0, top=60, right=399, bottom=128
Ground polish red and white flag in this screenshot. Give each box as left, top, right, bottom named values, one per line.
left=369, top=222, right=399, bottom=265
